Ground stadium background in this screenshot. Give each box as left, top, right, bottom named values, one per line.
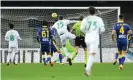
left=1, top=1, right=133, bottom=63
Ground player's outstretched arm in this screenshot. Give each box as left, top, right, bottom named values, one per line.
left=68, top=17, right=78, bottom=24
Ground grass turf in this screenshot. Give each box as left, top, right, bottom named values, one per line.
left=1, top=63, right=133, bottom=80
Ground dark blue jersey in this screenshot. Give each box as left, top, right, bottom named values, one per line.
left=50, top=28, right=56, bottom=37
left=37, top=26, right=52, bottom=45
left=113, top=22, right=131, bottom=41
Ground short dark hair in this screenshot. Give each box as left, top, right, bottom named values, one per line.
left=42, top=20, right=48, bottom=26
left=88, top=6, right=96, bottom=15
left=59, top=16, right=63, bottom=20
left=119, top=14, right=124, bottom=19
left=79, top=14, right=84, bottom=21
left=9, top=23, right=14, bottom=29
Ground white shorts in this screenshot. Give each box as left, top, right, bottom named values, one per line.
left=8, top=47, right=18, bottom=53
left=85, top=41, right=99, bottom=54
left=60, top=32, right=75, bottom=45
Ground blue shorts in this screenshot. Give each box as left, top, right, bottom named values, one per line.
left=41, top=44, right=50, bottom=53
left=51, top=40, right=59, bottom=53
left=117, top=40, right=127, bottom=51
left=51, top=45, right=57, bottom=53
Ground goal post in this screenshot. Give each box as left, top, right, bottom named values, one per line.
left=1, top=7, right=124, bottom=63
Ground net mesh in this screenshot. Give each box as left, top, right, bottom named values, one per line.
left=1, top=8, right=118, bottom=48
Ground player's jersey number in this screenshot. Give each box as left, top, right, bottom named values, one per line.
left=42, top=30, right=49, bottom=38
left=86, top=21, right=97, bottom=31
left=10, top=35, right=14, bottom=41
left=119, top=26, right=124, bottom=34
left=57, top=22, right=64, bottom=29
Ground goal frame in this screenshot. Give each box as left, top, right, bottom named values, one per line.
left=0, top=7, right=120, bottom=49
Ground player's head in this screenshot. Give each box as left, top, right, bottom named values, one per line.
left=79, top=14, right=84, bottom=21
left=50, top=22, right=54, bottom=27
left=42, top=20, right=48, bottom=26
left=59, top=16, right=63, bottom=20
left=119, top=14, right=124, bottom=21
left=9, top=23, right=14, bottom=29
left=88, top=6, right=96, bottom=15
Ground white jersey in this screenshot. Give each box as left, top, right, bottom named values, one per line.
left=80, top=15, right=105, bottom=43
left=52, top=20, right=70, bottom=35
left=5, top=29, right=22, bottom=48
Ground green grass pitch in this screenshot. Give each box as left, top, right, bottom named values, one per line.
left=1, top=63, right=133, bottom=80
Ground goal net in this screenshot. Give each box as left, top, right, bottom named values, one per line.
left=1, top=7, right=124, bottom=63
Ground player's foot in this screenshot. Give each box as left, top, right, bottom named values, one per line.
left=13, top=63, right=18, bottom=66
left=59, top=63, right=64, bottom=65
left=50, top=61, right=54, bottom=67
left=85, top=71, right=90, bottom=77
left=6, top=63, right=10, bottom=66
left=113, top=60, right=117, bottom=65
left=44, top=63, right=47, bottom=66
left=84, top=64, right=86, bottom=67
left=67, top=58, right=72, bottom=66
left=119, top=65, right=123, bottom=70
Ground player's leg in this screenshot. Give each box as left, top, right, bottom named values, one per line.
left=52, top=40, right=63, bottom=64
left=6, top=47, right=12, bottom=66
left=66, top=32, right=76, bottom=65
left=65, top=39, right=77, bottom=61
left=60, top=33, right=70, bottom=58
left=71, top=37, right=79, bottom=60
left=54, top=49, right=65, bottom=64
left=46, top=52, right=54, bottom=67
left=81, top=36, right=88, bottom=67
left=65, top=39, right=77, bottom=64
left=10, top=47, right=17, bottom=65
left=116, top=41, right=123, bottom=69
left=113, top=49, right=119, bottom=65
left=41, top=45, right=47, bottom=66
left=13, top=47, right=19, bottom=65
left=46, top=47, right=51, bottom=63
left=85, top=42, right=98, bottom=76
left=119, top=43, right=127, bottom=70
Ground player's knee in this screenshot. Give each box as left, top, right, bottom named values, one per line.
left=84, top=48, right=87, bottom=51
left=57, top=50, right=61, bottom=53
left=122, top=51, right=126, bottom=56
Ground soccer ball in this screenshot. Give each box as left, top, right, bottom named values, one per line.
left=51, top=13, right=57, bottom=18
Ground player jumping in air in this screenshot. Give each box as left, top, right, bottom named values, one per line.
left=5, top=23, right=22, bottom=66
left=37, top=20, right=53, bottom=66
left=71, top=14, right=88, bottom=67
left=52, top=16, right=76, bottom=65
left=80, top=7, right=105, bottom=76
left=112, top=14, right=132, bottom=70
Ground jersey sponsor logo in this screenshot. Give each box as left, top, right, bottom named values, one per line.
left=118, top=35, right=126, bottom=38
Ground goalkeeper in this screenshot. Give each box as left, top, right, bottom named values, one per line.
left=54, top=39, right=76, bottom=64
